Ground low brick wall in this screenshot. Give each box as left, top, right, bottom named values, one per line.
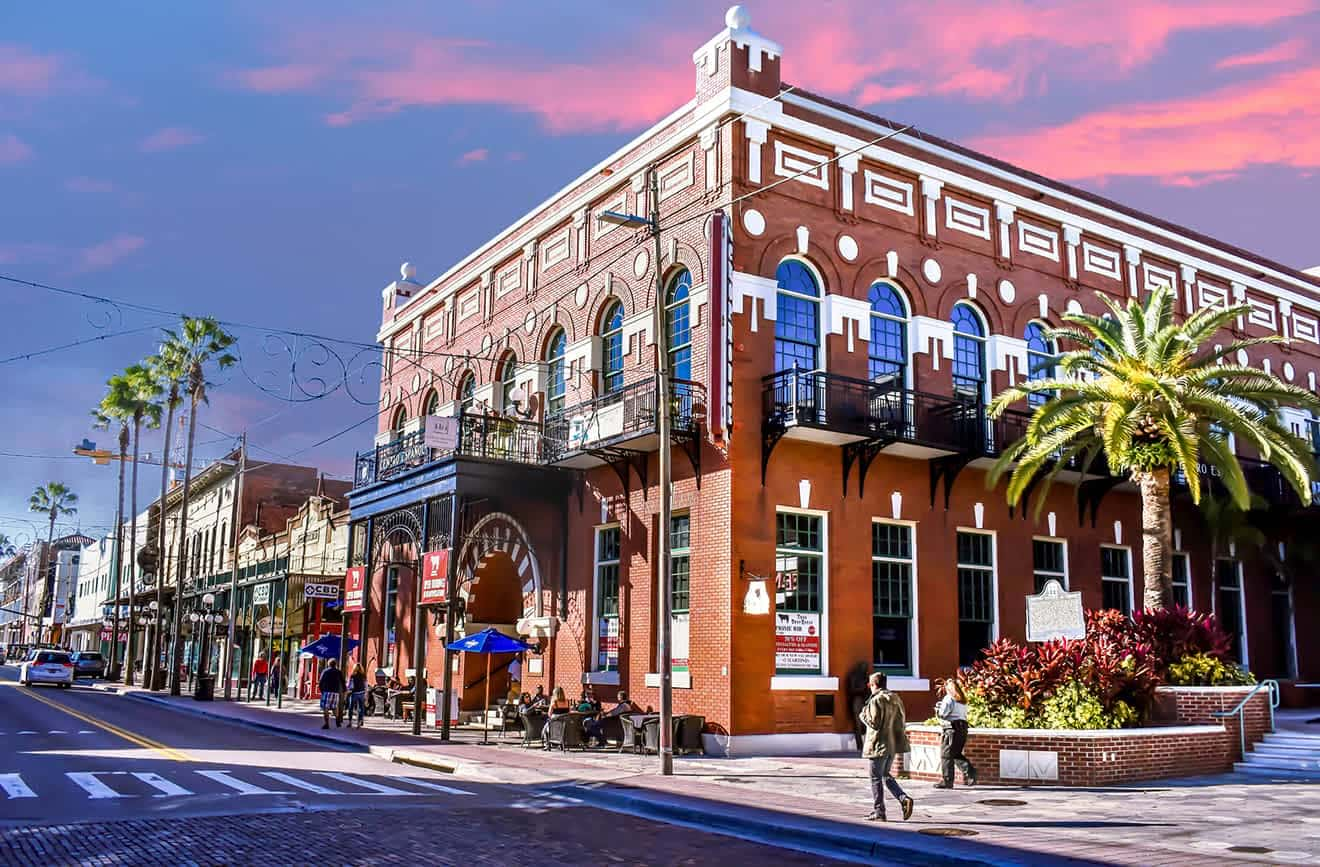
left=1153, top=686, right=1271, bottom=755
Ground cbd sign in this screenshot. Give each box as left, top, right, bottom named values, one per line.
left=419, top=549, right=450, bottom=606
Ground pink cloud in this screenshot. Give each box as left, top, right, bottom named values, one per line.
left=0, top=133, right=31, bottom=164
left=457, top=147, right=488, bottom=165
left=74, top=235, right=146, bottom=272
left=1215, top=37, right=1306, bottom=70
left=139, top=127, right=204, bottom=152
left=0, top=43, right=63, bottom=95
left=969, top=64, right=1320, bottom=185
left=64, top=176, right=114, bottom=193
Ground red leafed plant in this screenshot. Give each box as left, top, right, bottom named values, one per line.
left=1131, top=606, right=1233, bottom=675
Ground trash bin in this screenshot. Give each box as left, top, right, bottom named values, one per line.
left=151, top=669, right=167, bottom=691
left=194, top=674, right=215, bottom=701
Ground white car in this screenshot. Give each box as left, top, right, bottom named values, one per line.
left=19, top=650, right=74, bottom=688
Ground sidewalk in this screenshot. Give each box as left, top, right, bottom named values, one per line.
left=99, top=682, right=1319, bottom=866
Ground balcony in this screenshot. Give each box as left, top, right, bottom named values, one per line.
left=354, top=413, right=549, bottom=488
left=544, top=375, right=705, bottom=469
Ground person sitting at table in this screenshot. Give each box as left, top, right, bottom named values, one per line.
left=516, top=691, right=533, bottom=711
left=528, top=685, right=547, bottom=710
left=548, top=686, right=572, bottom=716
left=584, top=690, right=641, bottom=746
left=576, top=685, right=601, bottom=714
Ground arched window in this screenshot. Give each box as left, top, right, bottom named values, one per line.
left=951, top=302, right=987, bottom=400
left=422, top=389, right=440, bottom=417
left=867, top=281, right=908, bottom=387
left=545, top=327, right=567, bottom=415
left=391, top=405, right=407, bottom=432
left=665, top=269, right=692, bottom=381
left=457, top=372, right=476, bottom=414
left=498, top=352, right=518, bottom=411
left=600, top=299, right=625, bottom=394
left=1023, top=321, right=1055, bottom=408
left=774, top=259, right=821, bottom=373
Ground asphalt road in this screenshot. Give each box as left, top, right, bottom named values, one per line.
left=0, top=667, right=843, bottom=865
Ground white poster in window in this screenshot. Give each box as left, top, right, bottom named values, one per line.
left=672, top=613, right=689, bottom=673
left=252, top=582, right=271, bottom=605
left=775, top=611, right=821, bottom=673
left=597, top=617, right=620, bottom=670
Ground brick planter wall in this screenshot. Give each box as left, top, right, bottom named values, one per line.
left=1153, top=686, right=1272, bottom=755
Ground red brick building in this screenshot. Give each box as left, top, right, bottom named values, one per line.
left=347, top=6, right=1319, bottom=752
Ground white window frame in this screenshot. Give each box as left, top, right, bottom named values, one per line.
left=1271, top=577, right=1298, bottom=680
left=866, top=281, right=912, bottom=390
left=955, top=527, right=999, bottom=651
left=1171, top=551, right=1193, bottom=609
left=770, top=506, right=834, bottom=691
left=1213, top=557, right=1249, bottom=668
left=591, top=524, right=622, bottom=680
left=871, top=519, right=920, bottom=682
left=1031, top=536, right=1069, bottom=591
left=774, top=256, right=827, bottom=374
left=1100, top=544, right=1134, bottom=614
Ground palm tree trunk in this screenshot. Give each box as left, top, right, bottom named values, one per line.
left=36, top=510, right=56, bottom=645
left=107, top=431, right=128, bottom=675
left=123, top=416, right=143, bottom=685
left=1139, top=467, right=1174, bottom=610
left=167, top=391, right=200, bottom=696
left=147, top=388, right=176, bottom=690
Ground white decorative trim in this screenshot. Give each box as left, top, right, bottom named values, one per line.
left=1142, top=262, right=1177, bottom=293
left=564, top=335, right=600, bottom=379
left=823, top=293, right=869, bottom=353
left=886, top=677, right=930, bottom=692
left=495, top=261, right=522, bottom=298
left=1246, top=295, right=1278, bottom=331
left=744, top=118, right=770, bottom=185
left=920, top=176, right=943, bottom=238
left=910, top=315, right=955, bottom=365
left=644, top=672, right=692, bottom=689
left=945, top=196, right=992, bottom=241
left=769, top=675, right=839, bottom=691
left=773, top=140, right=830, bottom=190
left=1082, top=242, right=1122, bottom=281
left=995, top=202, right=1016, bottom=259
left=702, top=731, right=855, bottom=757
left=988, top=334, right=1029, bottom=378
left=907, top=722, right=1226, bottom=738
left=731, top=270, right=778, bottom=333
left=837, top=150, right=859, bottom=211
left=795, top=225, right=809, bottom=254
left=837, top=234, right=858, bottom=262
left=581, top=671, right=620, bottom=686
left=1017, top=220, right=1059, bottom=262
left=541, top=227, right=571, bottom=269
left=658, top=151, right=695, bottom=201
left=1292, top=310, right=1319, bottom=344
left=620, top=308, right=654, bottom=361
left=1197, top=279, right=1230, bottom=311
left=742, top=208, right=766, bottom=237
left=862, top=170, right=915, bottom=216
left=457, top=288, right=481, bottom=322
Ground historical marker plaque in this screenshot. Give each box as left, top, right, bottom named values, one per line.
left=1025, top=579, right=1086, bottom=642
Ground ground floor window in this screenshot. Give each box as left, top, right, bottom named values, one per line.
left=669, top=514, right=690, bottom=675
left=956, top=531, right=995, bottom=667
left=1269, top=574, right=1296, bottom=680
left=1171, top=553, right=1191, bottom=609
left=775, top=510, right=824, bottom=676
left=384, top=566, right=399, bottom=665
left=1215, top=558, right=1246, bottom=666
left=872, top=521, right=914, bottom=676
left=594, top=526, right=621, bottom=673
left=1101, top=546, right=1132, bottom=615
left=1032, top=538, right=1066, bottom=593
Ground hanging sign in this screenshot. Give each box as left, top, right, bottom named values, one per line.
left=672, top=613, right=689, bottom=674
left=774, top=611, right=821, bottom=673
left=252, top=582, right=272, bottom=605
left=423, top=415, right=460, bottom=451
left=343, top=566, right=366, bottom=613
left=304, top=582, right=340, bottom=601
left=419, top=549, right=450, bottom=606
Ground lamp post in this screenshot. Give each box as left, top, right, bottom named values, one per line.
left=598, top=164, right=674, bottom=775
left=188, top=591, right=224, bottom=696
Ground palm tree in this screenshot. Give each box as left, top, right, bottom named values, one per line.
left=94, top=377, right=132, bottom=671
left=28, top=482, right=78, bottom=644
left=989, top=283, right=1320, bottom=610
left=117, top=363, right=163, bottom=685
left=144, top=343, right=185, bottom=690
left=0, top=535, right=15, bottom=558
left=159, top=317, right=236, bottom=695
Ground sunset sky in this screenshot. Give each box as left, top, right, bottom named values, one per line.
left=2, top=0, right=1318, bottom=536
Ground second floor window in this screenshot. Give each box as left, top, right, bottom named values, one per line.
left=951, top=302, right=987, bottom=400
left=600, top=299, right=625, bottom=395
left=423, top=389, right=439, bottom=417
left=1024, top=321, right=1055, bottom=408
left=499, top=352, right=518, bottom=411
left=868, top=281, right=908, bottom=387
left=546, top=328, right=567, bottom=415
left=774, top=259, right=820, bottom=373
left=665, top=269, right=692, bottom=381
left=391, top=405, right=407, bottom=432
left=458, top=373, right=476, bottom=414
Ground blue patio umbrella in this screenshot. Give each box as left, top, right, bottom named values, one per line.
left=446, top=628, right=535, bottom=742
left=299, top=634, right=360, bottom=660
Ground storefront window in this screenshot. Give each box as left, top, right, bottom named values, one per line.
left=956, top=531, right=995, bottom=667
left=775, top=511, right=824, bottom=676
left=384, top=566, right=399, bottom=665
left=594, top=527, right=621, bottom=672
left=1032, top=539, right=1066, bottom=593
left=1101, top=546, right=1132, bottom=615
left=872, top=521, right=913, bottom=676
left=669, top=513, right=690, bottom=676
left=1215, top=558, right=1246, bottom=665
left=1171, top=553, right=1191, bottom=608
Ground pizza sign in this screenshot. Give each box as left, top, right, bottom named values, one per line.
left=419, top=549, right=450, bottom=606
left=343, top=566, right=366, bottom=613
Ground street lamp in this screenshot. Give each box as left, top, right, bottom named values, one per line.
left=597, top=167, right=675, bottom=776
left=188, top=593, right=224, bottom=699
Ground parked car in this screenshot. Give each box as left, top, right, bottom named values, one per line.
left=18, top=650, right=74, bottom=688
left=70, top=651, right=105, bottom=679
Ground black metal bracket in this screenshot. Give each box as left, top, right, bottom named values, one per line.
left=588, top=446, right=647, bottom=501
left=1076, top=475, right=1124, bottom=527
left=673, top=430, right=702, bottom=489
left=761, top=423, right=787, bottom=485
left=929, top=453, right=977, bottom=511
left=842, top=438, right=888, bottom=498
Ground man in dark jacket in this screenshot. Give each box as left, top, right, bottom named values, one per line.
left=859, top=671, right=914, bottom=822
left=319, top=659, right=346, bottom=729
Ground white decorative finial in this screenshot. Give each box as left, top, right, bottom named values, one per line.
left=400, top=261, right=417, bottom=281
left=726, top=5, right=750, bottom=29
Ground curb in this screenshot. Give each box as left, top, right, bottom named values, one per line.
left=560, top=783, right=1063, bottom=867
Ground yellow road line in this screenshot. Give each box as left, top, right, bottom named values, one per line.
left=9, top=684, right=194, bottom=762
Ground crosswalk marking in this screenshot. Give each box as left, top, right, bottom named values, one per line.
left=0, top=774, right=36, bottom=799
left=17, top=731, right=35, bottom=735
left=77, top=730, right=95, bottom=734
left=316, top=772, right=420, bottom=796
left=195, top=770, right=292, bottom=796
left=67, top=772, right=130, bottom=799
left=395, top=777, right=475, bottom=796
left=133, top=772, right=192, bottom=797
left=260, top=771, right=339, bottom=795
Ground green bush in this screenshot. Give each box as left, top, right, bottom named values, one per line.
left=1038, top=681, right=1136, bottom=730
left=1167, top=653, right=1255, bottom=686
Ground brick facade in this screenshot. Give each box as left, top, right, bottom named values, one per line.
left=350, top=9, right=1319, bottom=748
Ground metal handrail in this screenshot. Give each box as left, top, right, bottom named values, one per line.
left=1209, top=678, right=1280, bottom=759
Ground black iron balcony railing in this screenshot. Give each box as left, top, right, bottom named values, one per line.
left=354, top=413, right=549, bottom=487
left=762, top=368, right=983, bottom=453
left=544, top=375, right=704, bottom=461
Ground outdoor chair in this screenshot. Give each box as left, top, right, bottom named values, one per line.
left=520, top=710, right=547, bottom=748
left=545, top=713, right=587, bottom=751
left=498, top=703, right=522, bottom=740
left=619, top=716, right=646, bottom=753
left=676, top=714, right=706, bottom=755
left=591, top=714, right=624, bottom=747
left=642, top=715, right=686, bottom=755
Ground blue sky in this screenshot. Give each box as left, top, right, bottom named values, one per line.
left=2, top=1, right=1318, bottom=537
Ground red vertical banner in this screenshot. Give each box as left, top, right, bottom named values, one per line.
left=419, top=549, right=450, bottom=606
left=707, top=211, right=730, bottom=439
left=343, top=566, right=366, bottom=613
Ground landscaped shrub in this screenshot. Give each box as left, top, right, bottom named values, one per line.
left=1167, top=652, right=1255, bottom=686
left=1131, top=607, right=1234, bottom=677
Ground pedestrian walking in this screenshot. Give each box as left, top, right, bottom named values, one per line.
left=319, top=659, right=346, bottom=729
left=859, top=671, right=914, bottom=822
left=269, top=656, right=282, bottom=701
left=347, top=663, right=368, bottom=728
left=935, top=676, right=977, bottom=788
left=251, top=656, right=268, bottom=700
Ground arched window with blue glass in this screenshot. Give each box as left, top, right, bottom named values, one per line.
left=499, top=351, right=518, bottom=410
left=458, top=372, right=476, bottom=414
left=665, top=269, right=692, bottom=381
left=868, top=281, right=909, bottom=387
left=1023, top=321, right=1055, bottom=408
left=599, top=299, right=625, bottom=394
left=545, top=327, right=567, bottom=415
left=950, top=302, right=987, bottom=400
left=774, top=258, right=821, bottom=373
